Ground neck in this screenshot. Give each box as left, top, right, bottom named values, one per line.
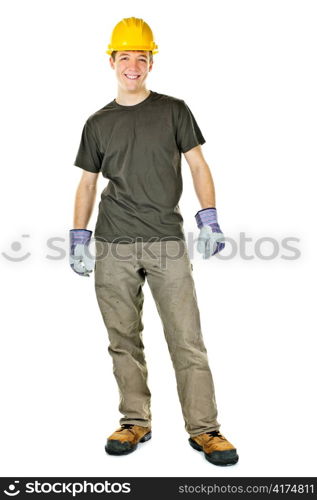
left=115, top=87, right=151, bottom=106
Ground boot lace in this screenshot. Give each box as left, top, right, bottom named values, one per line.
left=120, top=424, right=135, bottom=434
left=206, top=430, right=225, bottom=440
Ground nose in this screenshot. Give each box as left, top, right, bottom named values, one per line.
left=127, top=60, right=140, bottom=72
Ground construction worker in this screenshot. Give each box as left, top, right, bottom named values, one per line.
left=70, top=17, right=238, bottom=467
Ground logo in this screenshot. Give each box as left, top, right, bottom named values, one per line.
left=4, top=481, right=20, bottom=496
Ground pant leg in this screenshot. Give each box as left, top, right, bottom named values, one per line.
left=140, top=239, right=220, bottom=437
left=94, top=240, right=151, bottom=427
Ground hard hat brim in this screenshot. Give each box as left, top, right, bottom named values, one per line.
left=106, top=45, right=158, bottom=55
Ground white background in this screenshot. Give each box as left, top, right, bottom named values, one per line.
left=1, top=0, right=316, bottom=478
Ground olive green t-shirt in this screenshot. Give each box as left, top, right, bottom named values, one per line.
left=74, top=90, right=206, bottom=243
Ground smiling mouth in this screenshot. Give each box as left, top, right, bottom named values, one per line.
left=124, top=74, right=140, bottom=80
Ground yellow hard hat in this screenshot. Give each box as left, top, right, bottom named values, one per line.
left=106, top=17, right=158, bottom=55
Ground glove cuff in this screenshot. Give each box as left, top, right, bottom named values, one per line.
left=69, top=229, right=92, bottom=246
left=195, top=207, right=218, bottom=229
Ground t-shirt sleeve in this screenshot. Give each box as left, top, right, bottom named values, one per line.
left=73, top=120, right=103, bottom=173
left=175, top=100, right=206, bottom=153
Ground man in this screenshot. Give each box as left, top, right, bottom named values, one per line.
left=70, top=17, right=238, bottom=467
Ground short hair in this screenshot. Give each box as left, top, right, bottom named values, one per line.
left=111, top=50, right=153, bottom=64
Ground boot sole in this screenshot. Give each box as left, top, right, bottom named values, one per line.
left=105, top=431, right=152, bottom=455
left=188, top=437, right=239, bottom=466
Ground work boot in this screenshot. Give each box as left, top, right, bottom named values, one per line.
left=189, top=430, right=239, bottom=466
left=105, top=424, right=152, bottom=455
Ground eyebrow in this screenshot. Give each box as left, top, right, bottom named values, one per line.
left=118, top=52, right=148, bottom=58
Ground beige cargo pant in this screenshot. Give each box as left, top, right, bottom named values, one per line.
left=94, top=238, right=220, bottom=437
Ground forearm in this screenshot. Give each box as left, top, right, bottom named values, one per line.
left=191, top=162, right=216, bottom=209
left=73, top=183, right=97, bottom=229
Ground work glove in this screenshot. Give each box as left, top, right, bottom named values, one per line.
left=195, top=207, right=225, bottom=259
left=69, top=229, right=95, bottom=277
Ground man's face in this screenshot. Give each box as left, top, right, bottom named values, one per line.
left=110, top=51, right=153, bottom=91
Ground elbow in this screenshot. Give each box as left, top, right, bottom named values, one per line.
left=78, top=180, right=97, bottom=192
left=190, top=160, right=210, bottom=176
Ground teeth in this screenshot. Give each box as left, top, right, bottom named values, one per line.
left=125, top=74, right=139, bottom=80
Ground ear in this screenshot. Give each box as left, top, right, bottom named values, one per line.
left=109, top=57, right=115, bottom=69
left=148, top=61, right=153, bottom=72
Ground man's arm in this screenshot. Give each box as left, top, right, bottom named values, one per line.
left=183, top=145, right=216, bottom=208
left=73, top=170, right=99, bottom=228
